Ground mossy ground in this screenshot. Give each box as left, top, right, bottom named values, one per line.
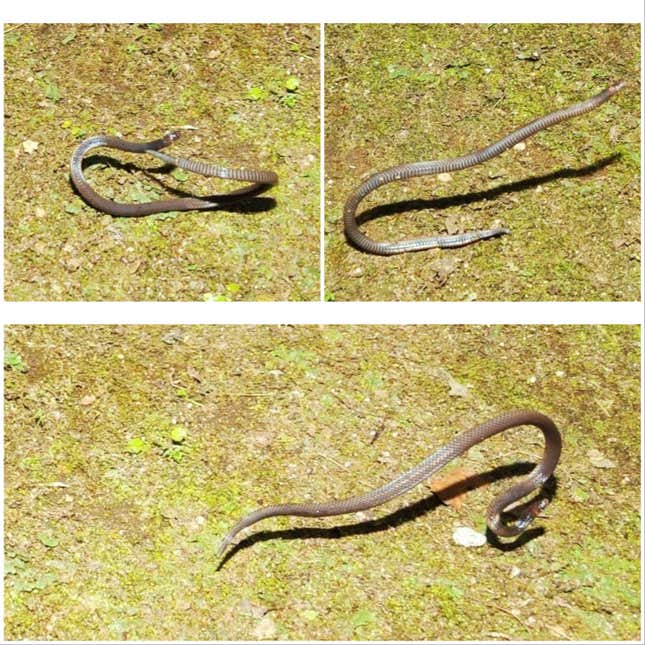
left=4, top=24, right=320, bottom=301
left=324, top=24, right=640, bottom=301
left=4, top=325, right=640, bottom=640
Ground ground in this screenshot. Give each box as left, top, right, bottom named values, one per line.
left=4, top=325, right=640, bottom=640
left=4, top=24, right=320, bottom=301
left=324, top=24, right=640, bottom=301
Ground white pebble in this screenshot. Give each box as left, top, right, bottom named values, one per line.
left=452, top=526, right=487, bottom=547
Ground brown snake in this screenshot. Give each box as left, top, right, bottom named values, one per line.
left=218, top=410, right=562, bottom=557
left=343, top=82, right=625, bottom=254
left=70, top=129, right=278, bottom=216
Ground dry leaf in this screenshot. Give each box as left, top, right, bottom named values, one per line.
left=427, top=367, right=471, bottom=398
left=429, top=466, right=485, bottom=508
left=186, top=366, right=202, bottom=382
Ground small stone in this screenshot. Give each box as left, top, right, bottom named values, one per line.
left=377, top=451, right=395, bottom=465
left=349, top=267, right=364, bottom=278
left=445, top=214, right=460, bottom=235
left=452, top=526, right=487, bottom=547
left=437, top=172, right=452, bottom=183
left=238, top=598, right=268, bottom=619
left=252, top=615, right=277, bottom=639
left=22, top=139, right=39, bottom=154
left=80, top=395, right=96, bottom=406
left=588, top=448, right=616, bottom=469
left=513, top=142, right=526, bottom=152
left=64, top=257, right=82, bottom=272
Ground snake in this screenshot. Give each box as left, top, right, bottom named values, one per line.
left=217, top=409, right=562, bottom=557
left=70, top=130, right=278, bottom=216
left=343, top=81, right=625, bottom=255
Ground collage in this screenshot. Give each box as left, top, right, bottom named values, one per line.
left=1, top=7, right=643, bottom=645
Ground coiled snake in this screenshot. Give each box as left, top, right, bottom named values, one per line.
left=218, top=409, right=562, bottom=557
left=343, top=82, right=625, bottom=255
left=70, top=129, right=278, bottom=216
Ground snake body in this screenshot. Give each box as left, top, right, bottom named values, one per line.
left=217, top=409, right=562, bottom=557
left=343, top=82, right=625, bottom=255
left=70, top=130, right=278, bottom=216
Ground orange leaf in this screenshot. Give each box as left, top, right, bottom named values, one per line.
left=429, top=467, right=489, bottom=509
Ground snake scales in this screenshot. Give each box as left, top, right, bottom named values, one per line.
left=70, top=129, right=278, bottom=216
left=343, top=82, right=625, bottom=255
left=218, top=410, right=562, bottom=557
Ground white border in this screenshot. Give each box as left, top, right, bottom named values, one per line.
left=2, top=8, right=644, bottom=643
left=1, top=302, right=642, bottom=325
left=1, top=1, right=644, bottom=23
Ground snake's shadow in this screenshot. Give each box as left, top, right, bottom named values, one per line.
left=72, top=155, right=277, bottom=215
left=216, top=461, right=559, bottom=569
left=349, top=154, right=621, bottom=245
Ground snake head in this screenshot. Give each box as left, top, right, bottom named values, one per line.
left=515, top=497, right=550, bottom=532
left=163, top=130, right=183, bottom=145
left=165, top=125, right=199, bottom=145
left=488, top=495, right=551, bottom=537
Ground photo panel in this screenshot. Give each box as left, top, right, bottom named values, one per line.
left=4, top=23, right=321, bottom=302
left=324, top=23, right=639, bottom=302
left=4, top=324, right=640, bottom=640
